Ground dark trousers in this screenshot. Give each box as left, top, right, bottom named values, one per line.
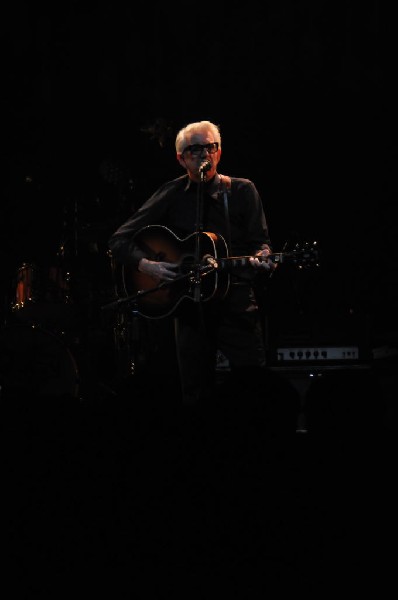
left=174, top=286, right=266, bottom=405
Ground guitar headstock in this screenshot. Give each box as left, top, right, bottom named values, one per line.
left=294, top=241, right=320, bottom=268
left=272, top=241, right=320, bottom=268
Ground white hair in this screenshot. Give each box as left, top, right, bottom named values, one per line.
left=175, top=120, right=221, bottom=153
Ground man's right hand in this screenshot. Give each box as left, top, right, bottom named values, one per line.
left=138, top=258, right=178, bottom=282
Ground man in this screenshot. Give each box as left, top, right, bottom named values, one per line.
left=108, top=120, right=275, bottom=406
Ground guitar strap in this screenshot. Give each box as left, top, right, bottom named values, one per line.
left=218, top=174, right=232, bottom=253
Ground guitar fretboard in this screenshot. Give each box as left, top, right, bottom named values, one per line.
left=218, top=251, right=314, bottom=270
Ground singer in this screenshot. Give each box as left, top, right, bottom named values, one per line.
left=108, top=120, right=277, bottom=408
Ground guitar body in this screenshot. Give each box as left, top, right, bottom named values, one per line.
left=120, top=225, right=230, bottom=319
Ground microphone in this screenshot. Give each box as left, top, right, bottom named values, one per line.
left=199, top=160, right=211, bottom=173
left=202, top=254, right=218, bottom=269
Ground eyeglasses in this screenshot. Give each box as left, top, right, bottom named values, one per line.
left=182, top=142, right=219, bottom=157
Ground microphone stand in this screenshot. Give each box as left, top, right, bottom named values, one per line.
left=101, top=271, right=194, bottom=312
left=101, top=264, right=216, bottom=313
left=193, top=167, right=207, bottom=302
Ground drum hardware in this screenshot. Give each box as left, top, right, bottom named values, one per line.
left=11, top=261, right=76, bottom=329
left=112, top=309, right=138, bottom=379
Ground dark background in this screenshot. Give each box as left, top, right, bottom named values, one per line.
left=2, top=1, right=396, bottom=359
left=1, top=4, right=397, bottom=594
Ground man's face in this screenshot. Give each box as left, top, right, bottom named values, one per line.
left=177, top=132, right=221, bottom=181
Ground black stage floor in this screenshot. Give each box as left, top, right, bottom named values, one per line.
left=1, top=367, right=396, bottom=597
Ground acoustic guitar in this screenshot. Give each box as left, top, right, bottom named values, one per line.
left=116, top=225, right=319, bottom=319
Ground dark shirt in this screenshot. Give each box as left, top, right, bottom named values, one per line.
left=108, top=173, right=272, bottom=278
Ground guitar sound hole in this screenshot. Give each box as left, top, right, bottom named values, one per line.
left=179, top=254, right=196, bottom=275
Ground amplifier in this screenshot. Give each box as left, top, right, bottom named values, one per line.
left=276, top=346, right=359, bottom=362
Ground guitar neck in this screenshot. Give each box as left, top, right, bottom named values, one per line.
left=218, top=253, right=286, bottom=269
left=218, top=246, right=318, bottom=269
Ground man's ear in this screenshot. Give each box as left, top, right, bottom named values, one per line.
left=177, top=153, right=186, bottom=169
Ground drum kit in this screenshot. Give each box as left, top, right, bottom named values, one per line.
left=0, top=196, right=135, bottom=403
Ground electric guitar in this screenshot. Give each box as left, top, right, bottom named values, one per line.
left=117, top=225, right=319, bottom=319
